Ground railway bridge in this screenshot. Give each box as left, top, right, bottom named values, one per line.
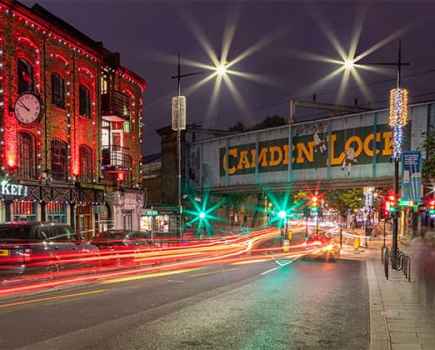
left=187, top=101, right=431, bottom=195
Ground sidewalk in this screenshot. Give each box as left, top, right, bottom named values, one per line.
left=367, top=248, right=435, bottom=350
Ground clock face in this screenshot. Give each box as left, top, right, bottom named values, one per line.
left=14, top=93, right=41, bottom=124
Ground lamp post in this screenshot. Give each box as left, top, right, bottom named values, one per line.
left=343, top=40, right=410, bottom=269
left=171, top=54, right=228, bottom=238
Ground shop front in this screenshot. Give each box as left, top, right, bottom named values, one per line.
left=140, top=207, right=178, bottom=235
left=74, top=187, right=105, bottom=239
left=105, top=190, right=143, bottom=231
left=0, top=179, right=104, bottom=237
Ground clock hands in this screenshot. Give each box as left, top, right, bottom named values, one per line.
left=18, top=101, right=30, bottom=112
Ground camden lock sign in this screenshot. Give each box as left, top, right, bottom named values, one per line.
left=220, top=124, right=397, bottom=176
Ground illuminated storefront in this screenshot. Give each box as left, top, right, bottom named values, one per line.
left=140, top=207, right=178, bottom=234
left=105, top=191, right=143, bottom=231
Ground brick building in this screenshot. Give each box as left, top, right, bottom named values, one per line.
left=0, top=0, right=146, bottom=236
left=140, top=125, right=231, bottom=235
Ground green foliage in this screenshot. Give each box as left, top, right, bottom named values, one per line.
left=326, top=189, right=363, bottom=216
left=228, top=121, right=246, bottom=132
left=228, top=115, right=287, bottom=133
left=224, top=192, right=250, bottom=210
left=422, top=131, right=435, bottom=183
left=251, top=115, right=287, bottom=130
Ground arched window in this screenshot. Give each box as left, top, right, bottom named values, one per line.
left=17, top=59, right=34, bottom=94
left=79, top=84, right=91, bottom=117
left=51, top=72, right=65, bottom=108
left=51, top=139, right=68, bottom=180
left=79, top=145, right=93, bottom=183
left=17, top=132, right=36, bottom=179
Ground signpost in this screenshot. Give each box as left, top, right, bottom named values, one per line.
left=401, top=151, right=422, bottom=204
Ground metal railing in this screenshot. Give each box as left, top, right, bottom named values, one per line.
left=382, top=246, right=411, bottom=282
left=101, top=145, right=131, bottom=169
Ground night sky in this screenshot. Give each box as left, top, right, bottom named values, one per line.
left=20, top=0, right=435, bottom=155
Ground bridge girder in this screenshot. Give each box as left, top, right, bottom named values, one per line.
left=205, top=177, right=393, bottom=195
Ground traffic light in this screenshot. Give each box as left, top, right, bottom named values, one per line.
left=429, top=199, right=435, bottom=217
left=309, top=194, right=321, bottom=216
left=386, top=192, right=398, bottom=213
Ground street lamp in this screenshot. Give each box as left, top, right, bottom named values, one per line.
left=341, top=40, right=410, bottom=269
left=343, top=59, right=355, bottom=71
left=171, top=54, right=229, bottom=238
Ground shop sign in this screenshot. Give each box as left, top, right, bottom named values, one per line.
left=0, top=179, right=28, bottom=197
left=220, top=124, right=395, bottom=176
left=143, top=209, right=158, bottom=216
left=401, top=151, right=422, bottom=204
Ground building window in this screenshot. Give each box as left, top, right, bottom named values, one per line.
left=17, top=132, right=36, bottom=179
left=47, top=202, right=67, bottom=223
left=12, top=201, right=37, bottom=222
left=51, top=73, right=65, bottom=108
left=100, top=75, right=108, bottom=95
left=79, top=145, right=93, bottom=182
left=79, top=84, right=91, bottom=117
left=51, top=139, right=68, bottom=180
left=17, top=59, right=34, bottom=94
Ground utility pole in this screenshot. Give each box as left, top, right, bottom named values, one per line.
left=176, top=53, right=183, bottom=240
left=171, top=54, right=206, bottom=239
left=363, top=40, right=410, bottom=269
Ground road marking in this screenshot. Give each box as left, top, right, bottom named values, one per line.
left=101, top=268, right=199, bottom=285
left=188, top=268, right=239, bottom=278
left=260, top=255, right=302, bottom=275
left=260, top=266, right=281, bottom=275
left=0, top=289, right=105, bottom=310
left=231, top=258, right=271, bottom=266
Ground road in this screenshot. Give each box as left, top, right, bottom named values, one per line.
left=0, top=256, right=369, bottom=350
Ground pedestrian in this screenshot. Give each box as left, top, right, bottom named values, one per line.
left=421, top=233, right=435, bottom=307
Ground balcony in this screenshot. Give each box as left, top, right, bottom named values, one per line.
left=101, top=145, right=131, bottom=171
left=102, top=91, right=130, bottom=121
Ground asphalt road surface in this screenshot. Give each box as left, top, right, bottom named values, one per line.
left=0, top=257, right=369, bottom=350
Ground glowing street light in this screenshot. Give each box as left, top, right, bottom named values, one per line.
left=199, top=211, right=206, bottom=220
left=337, top=41, right=410, bottom=270
left=343, top=58, right=355, bottom=71
left=215, top=64, right=228, bottom=77
left=278, top=210, right=287, bottom=220
left=171, top=55, right=230, bottom=239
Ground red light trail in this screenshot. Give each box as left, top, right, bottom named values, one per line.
left=0, top=227, right=329, bottom=298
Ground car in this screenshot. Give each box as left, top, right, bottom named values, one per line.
left=91, top=230, right=152, bottom=267
left=0, top=222, right=98, bottom=276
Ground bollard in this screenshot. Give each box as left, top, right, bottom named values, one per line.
left=354, top=237, right=360, bottom=250
left=283, top=239, right=290, bottom=253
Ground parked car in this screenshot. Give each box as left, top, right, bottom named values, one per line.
left=91, top=230, right=152, bottom=266
left=0, top=222, right=98, bottom=276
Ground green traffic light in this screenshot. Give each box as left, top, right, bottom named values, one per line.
left=278, top=210, right=286, bottom=219
left=199, top=211, right=206, bottom=219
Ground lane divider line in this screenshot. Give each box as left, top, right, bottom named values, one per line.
left=101, top=268, right=199, bottom=285
left=260, top=255, right=303, bottom=276
left=0, top=289, right=105, bottom=309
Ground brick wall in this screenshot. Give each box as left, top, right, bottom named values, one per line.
left=0, top=1, right=145, bottom=188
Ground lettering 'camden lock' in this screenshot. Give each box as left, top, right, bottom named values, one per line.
left=219, top=124, right=395, bottom=176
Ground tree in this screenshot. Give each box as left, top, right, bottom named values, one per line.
left=326, top=189, right=363, bottom=217
left=252, top=115, right=286, bottom=130
left=228, top=121, right=246, bottom=132
left=422, top=131, right=435, bottom=184
left=228, top=115, right=287, bottom=133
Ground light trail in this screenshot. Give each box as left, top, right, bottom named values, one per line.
left=0, top=289, right=105, bottom=309
left=0, top=227, right=327, bottom=298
